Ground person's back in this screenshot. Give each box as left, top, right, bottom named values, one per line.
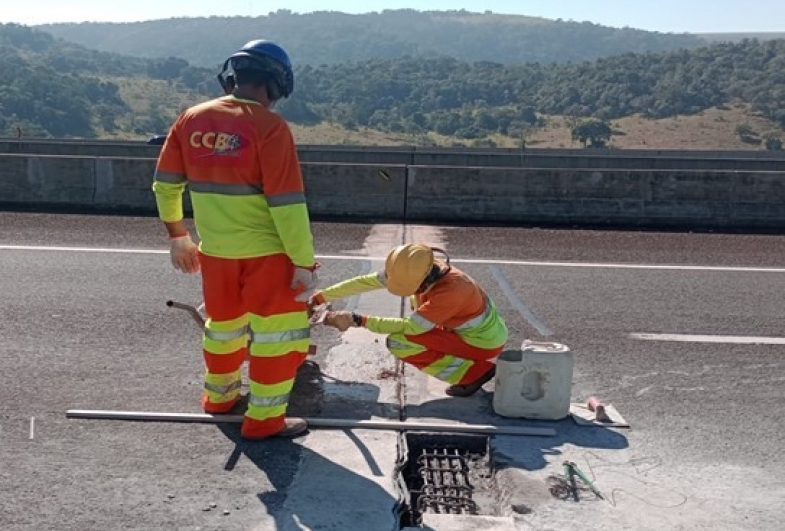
left=159, top=96, right=306, bottom=260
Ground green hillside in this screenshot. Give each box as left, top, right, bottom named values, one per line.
left=2, top=22, right=784, bottom=149
left=38, top=9, right=706, bottom=68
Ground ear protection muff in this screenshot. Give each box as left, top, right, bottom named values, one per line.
left=216, top=58, right=234, bottom=94
left=217, top=56, right=285, bottom=99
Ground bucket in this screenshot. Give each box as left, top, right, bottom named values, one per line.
left=492, top=340, right=574, bottom=420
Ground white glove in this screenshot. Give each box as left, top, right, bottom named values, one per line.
left=169, top=235, right=200, bottom=274
left=291, top=266, right=319, bottom=302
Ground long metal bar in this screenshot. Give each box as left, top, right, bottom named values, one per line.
left=65, top=409, right=556, bottom=437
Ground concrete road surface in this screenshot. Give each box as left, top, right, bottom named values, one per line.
left=0, top=212, right=783, bottom=531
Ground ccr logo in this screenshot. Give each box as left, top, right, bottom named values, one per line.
left=189, top=131, right=242, bottom=154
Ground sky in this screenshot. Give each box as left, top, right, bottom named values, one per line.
left=1, top=1, right=784, bottom=33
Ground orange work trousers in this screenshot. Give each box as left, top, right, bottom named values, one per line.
left=199, top=252, right=308, bottom=438
left=398, top=329, right=502, bottom=385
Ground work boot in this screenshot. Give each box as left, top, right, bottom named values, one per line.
left=275, top=417, right=309, bottom=438
left=445, top=366, right=496, bottom=397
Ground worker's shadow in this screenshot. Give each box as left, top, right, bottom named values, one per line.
left=401, top=392, right=629, bottom=472
left=216, top=423, right=402, bottom=531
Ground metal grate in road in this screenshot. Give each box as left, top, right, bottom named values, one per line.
left=414, top=447, right=479, bottom=515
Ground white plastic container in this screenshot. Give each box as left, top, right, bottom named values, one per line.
left=493, top=340, right=574, bottom=420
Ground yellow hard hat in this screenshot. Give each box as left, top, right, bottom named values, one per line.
left=385, top=244, right=435, bottom=296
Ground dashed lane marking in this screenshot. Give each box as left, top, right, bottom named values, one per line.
left=630, top=333, right=785, bottom=344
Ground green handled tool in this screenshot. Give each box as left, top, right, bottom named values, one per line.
left=564, top=461, right=604, bottom=500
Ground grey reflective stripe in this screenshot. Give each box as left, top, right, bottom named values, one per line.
left=252, top=327, right=310, bottom=344
left=410, top=312, right=436, bottom=331
left=387, top=337, right=412, bottom=351
left=267, top=191, right=306, bottom=207
left=455, top=302, right=492, bottom=330
left=189, top=181, right=263, bottom=195
left=204, top=380, right=242, bottom=395
left=376, top=271, right=388, bottom=286
left=205, top=326, right=248, bottom=341
left=249, top=393, right=290, bottom=407
left=435, top=357, right=470, bottom=381
left=155, top=171, right=187, bottom=184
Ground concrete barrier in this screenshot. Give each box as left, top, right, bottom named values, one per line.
left=2, top=139, right=784, bottom=170
left=404, top=166, right=785, bottom=229
left=0, top=154, right=407, bottom=220
left=1, top=154, right=784, bottom=229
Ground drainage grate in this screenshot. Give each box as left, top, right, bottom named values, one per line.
left=416, top=447, right=478, bottom=515
left=397, top=433, right=492, bottom=526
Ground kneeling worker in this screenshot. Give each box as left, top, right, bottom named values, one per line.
left=308, top=244, right=508, bottom=396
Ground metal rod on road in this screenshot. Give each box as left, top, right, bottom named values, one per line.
left=166, top=300, right=205, bottom=327
left=66, top=409, right=556, bottom=437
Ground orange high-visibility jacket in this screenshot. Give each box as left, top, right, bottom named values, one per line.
left=315, top=265, right=509, bottom=349
left=152, top=95, right=314, bottom=267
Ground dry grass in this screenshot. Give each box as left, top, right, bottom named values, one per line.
left=293, top=104, right=784, bottom=150
left=509, top=104, right=784, bottom=150
left=96, top=81, right=785, bottom=151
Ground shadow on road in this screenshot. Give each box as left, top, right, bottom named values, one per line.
left=216, top=423, right=401, bottom=531
left=401, top=392, right=630, bottom=472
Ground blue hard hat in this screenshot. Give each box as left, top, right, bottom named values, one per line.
left=228, top=39, right=294, bottom=99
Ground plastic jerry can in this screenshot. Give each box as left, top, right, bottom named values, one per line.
left=493, top=340, right=574, bottom=420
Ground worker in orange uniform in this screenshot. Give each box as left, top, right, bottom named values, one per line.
left=309, top=244, right=508, bottom=397
left=152, top=39, right=318, bottom=439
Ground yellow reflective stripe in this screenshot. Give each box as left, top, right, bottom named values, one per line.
left=455, top=300, right=492, bottom=330
left=249, top=312, right=310, bottom=357
left=252, top=328, right=309, bottom=344
left=249, top=392, right=290, bottom=407
left=190, top=181, right=263, bottom=195
left=204, top=315, right=249, bottom=354
left=249, top=379, right=293, bottom=397
left=204, top=335, right=247, bottom=354
left=246, top=403, right=287, bottom=421
left=251, top=337, right=310, bottom=357
left=423, top=355, right=473, bottom=384
left=154, top=170, right=187, bottom=184
left=386, top=334, right=427, bottom=358
left=410, top=312, right=436, bottom=331
left=203, top=370, right=242, bottom=403
left=456, top=298, right=509, bottom=349
left=246, top=379, right=294, bottom=421
left=204, top=380, right=242, bottom=394
left=267, top=191, right=306, bottom=207
left=205, top=326, right=248, bottom=341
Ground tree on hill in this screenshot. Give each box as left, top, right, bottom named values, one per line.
left=571, top=119, right=613, bottom=148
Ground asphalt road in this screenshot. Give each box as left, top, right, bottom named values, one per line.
left=0, top=212, right=783, bottom=530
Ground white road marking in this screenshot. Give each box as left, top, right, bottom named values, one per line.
left=29, top=417, right=35, bottom=440
left=631, top=333, right=785, bottom=345
left=0, top=245, right=167, bottom=254
left=3, top=245, right=785, bottom=273
left=491, top=266, right=553, bottom=336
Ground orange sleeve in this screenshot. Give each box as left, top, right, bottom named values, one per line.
left=155, top=120, right=186, bottom=176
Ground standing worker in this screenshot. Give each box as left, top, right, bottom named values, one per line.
left=309, top=244, right=508, bottom=397
left=152, top=39, right=318, bottom=439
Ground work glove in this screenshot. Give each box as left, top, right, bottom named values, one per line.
left=323, top=311, right=354, bottom=332
left=306, top=293, right=321, bottom=318
left=291, top=264, right=320, bottom=302
left=169, top=234, right=200, bottom=274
